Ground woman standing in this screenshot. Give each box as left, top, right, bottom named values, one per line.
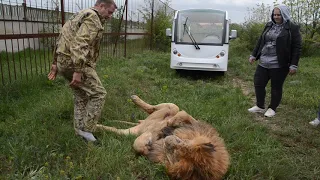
left=248, top=4, right=302, bottom=117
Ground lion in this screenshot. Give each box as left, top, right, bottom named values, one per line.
left=96, top=95, right=230, bottom=180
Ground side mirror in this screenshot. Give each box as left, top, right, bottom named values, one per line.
left=166, top=28, right=172, bottom=37
left=229, top=30, right=237, bottom=40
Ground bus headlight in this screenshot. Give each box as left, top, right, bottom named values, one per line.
left=219, top=51, right=225, bottom=57
left=173, top=49, right=178, bottom=54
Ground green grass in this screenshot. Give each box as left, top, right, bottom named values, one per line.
left=0, top=38, right=148, bottom=85
left=100, top=38, right=150, bottom=59
left=0, top=49, right=319, bottom=179
left=0, top=48, right=53, bottom=85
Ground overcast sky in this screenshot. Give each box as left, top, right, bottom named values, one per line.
left=2, top=0, right=282, bottom=23
left=170, top=0, right=279, bottom=23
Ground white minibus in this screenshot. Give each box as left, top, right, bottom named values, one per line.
left=166, top=9, right=237, bottom=72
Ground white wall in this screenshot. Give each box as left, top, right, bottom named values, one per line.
left=0, top=5, right=147, bottom=52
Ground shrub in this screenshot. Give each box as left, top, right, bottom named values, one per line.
left=152, top=9, right=172, bottom=51
left=301, top=38, right=320, bottom=57
left=240, top=22, right=265, bottom=51
left=140, top=0, right=174, bottom=52
left=229, top=38, right=250, bottom=58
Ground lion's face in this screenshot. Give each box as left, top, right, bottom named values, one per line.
left=165, top=134, right=214, bottom=150
left=163, top=135, right=215, bottom=164
left=163, top=134, right=229, bottom=180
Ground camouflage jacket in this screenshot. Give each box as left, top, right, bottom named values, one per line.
left=53, top=7, right=105, bottom=72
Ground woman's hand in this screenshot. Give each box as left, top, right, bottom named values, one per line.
left=289, top=69, right=297, bottom=75
left=248, top=56, right=256, bottom=64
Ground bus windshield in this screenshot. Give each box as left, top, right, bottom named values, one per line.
left=176, top=9, right=226, bottom=45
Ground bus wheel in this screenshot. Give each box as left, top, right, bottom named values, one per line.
left=216, top=71, right=225, bottom=76
left=175, top=69, right=181, bottom=73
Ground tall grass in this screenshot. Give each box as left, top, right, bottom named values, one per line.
left=0, top=38, right=148, bottom=85
left=0, top=49, right=319, bottom=179
left=0, top=48, right=53, bottom=85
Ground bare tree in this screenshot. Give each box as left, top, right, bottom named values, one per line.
left=283, top=0, right=320, bottom=39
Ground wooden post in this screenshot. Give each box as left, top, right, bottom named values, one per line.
left=150, top=0, right=154, bottom=50
left=60, top=0, right=65, bottom=26
left=22, top=0, right=27, bottom=20
left=124, top=0, right=128, bottom=57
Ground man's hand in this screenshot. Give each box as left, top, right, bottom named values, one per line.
left=248, top=56, right=256, bottom=64
left=48, top=64, right=58, bottom=80
left=70, top=72, right=82, bottom=87
left=289, top=69, right=297, bottom=75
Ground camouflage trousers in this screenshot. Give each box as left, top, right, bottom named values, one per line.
left=57, top=55, right=107, bottom=132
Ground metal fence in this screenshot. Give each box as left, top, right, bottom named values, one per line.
left=0, top=0, right=175, bottom=85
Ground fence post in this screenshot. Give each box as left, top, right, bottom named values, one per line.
left=61, top=0, right=65, bottom=25
left=113, top=1, right=127, bottom=57
left=150, top=0, right=154, bottom=50
left=124, top=0, right=128, bottom=57
left=22, top=0, right=27, bottom=20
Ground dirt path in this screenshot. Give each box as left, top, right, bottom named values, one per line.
left=232, top=76, right=320, bottom=153
left=231, top=77, right=282, bottom=131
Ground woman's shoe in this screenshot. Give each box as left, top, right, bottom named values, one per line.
left=248, top=105, right=265, bottom=113
left=309, top=118, right=320, bottom=127
left=264, top=108, right=276, bottom=117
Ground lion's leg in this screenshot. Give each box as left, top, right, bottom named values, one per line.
left=131, top=95, right=179, bottom=114
left=110, top=120, right=139, bottom=126
left=167, top=110, right=197, bottom=126
left=95, top=124, right=141, bottom=135
left=133, top=132, right=153, bottom=155
left=131, top=95, right=155, bottom=114
left=143, top=105, right=180, bottom=125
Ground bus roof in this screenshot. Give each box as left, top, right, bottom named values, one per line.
left=178, top=8, right=226, bottom=13
left=175, top=9, right=229, bottom=20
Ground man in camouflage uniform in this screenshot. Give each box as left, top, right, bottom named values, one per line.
left=48, top=0, right=117, bottom=142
